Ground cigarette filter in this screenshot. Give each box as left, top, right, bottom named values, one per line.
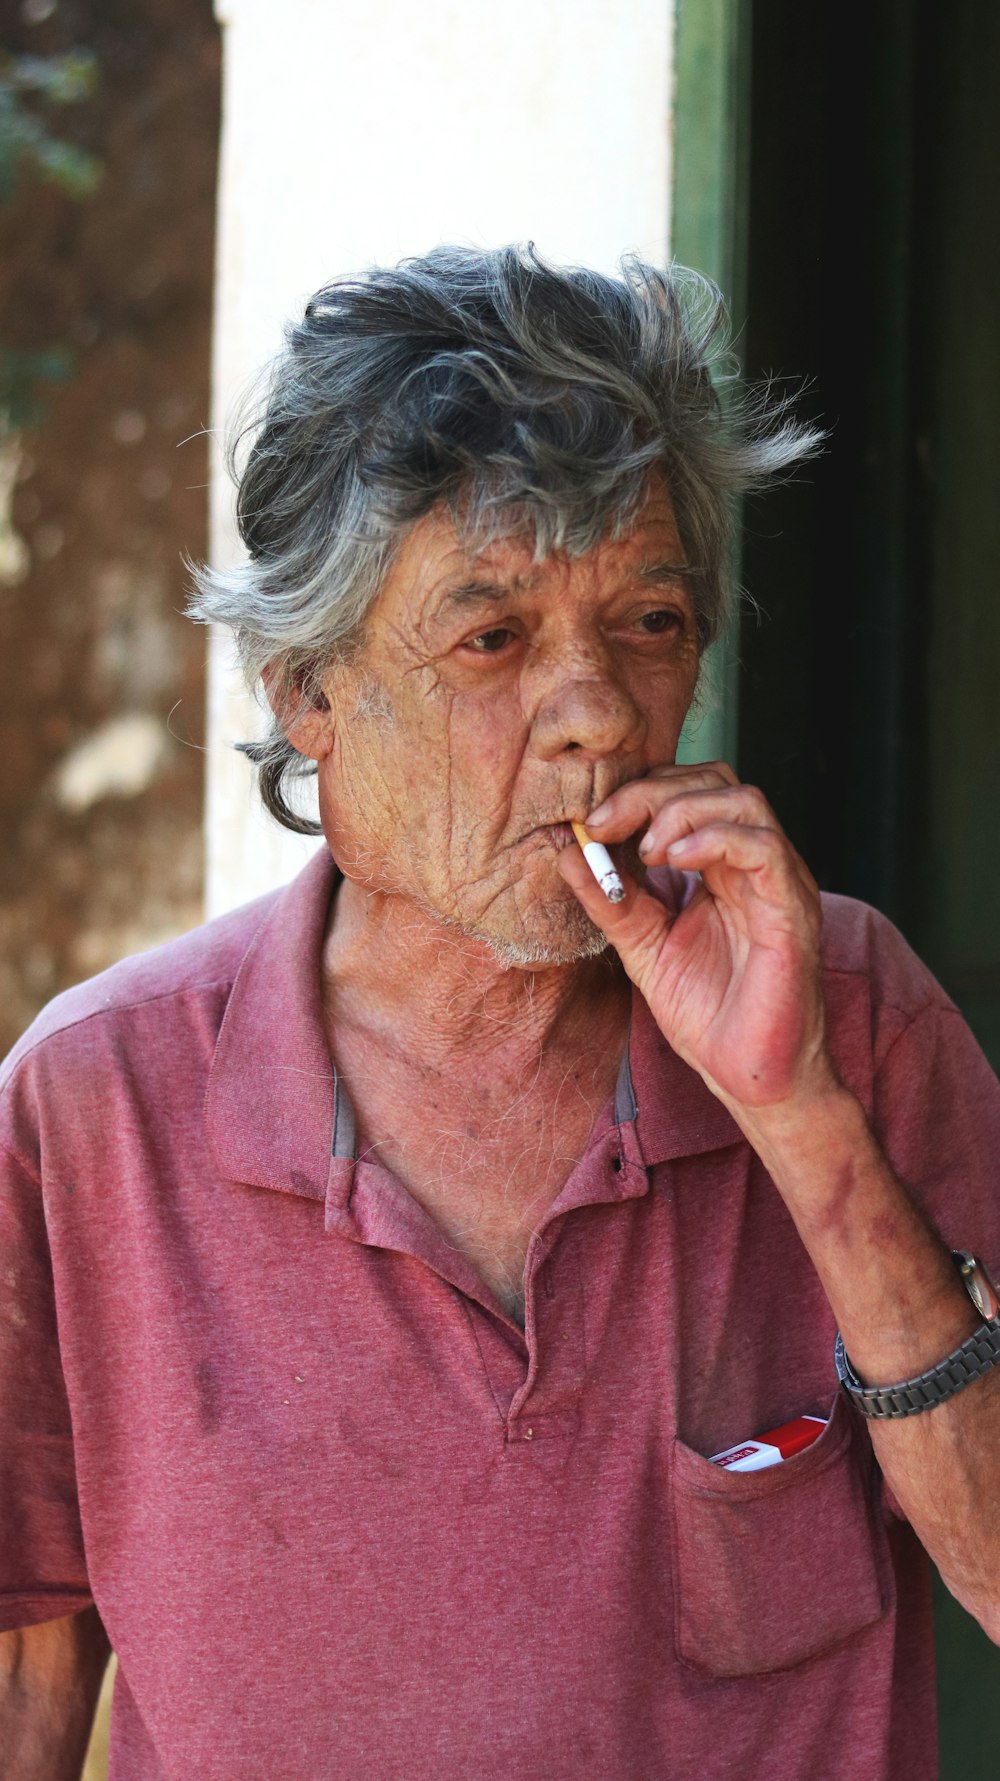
left=570, top=821, right=625, bottom=903
left=710, top=1414, right=827, bottom=1473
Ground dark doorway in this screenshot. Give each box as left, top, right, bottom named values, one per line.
left=737, top=2, right=1000, bottom=1768
left=739, top=1, right=1000, bottom=1070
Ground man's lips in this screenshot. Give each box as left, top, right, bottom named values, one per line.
left=543, top=820, right=578, bottom=850
left=519, top=820, right=646, bottom=882
left=522, top=820, right=579, bottom=851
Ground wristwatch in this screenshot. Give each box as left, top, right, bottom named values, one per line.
left=834, top=1251, right=1000, bottom=1419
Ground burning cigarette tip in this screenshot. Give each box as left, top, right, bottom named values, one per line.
left=571, top=821, right=626, bottom=903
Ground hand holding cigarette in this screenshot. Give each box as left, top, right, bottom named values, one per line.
left=558, top=761, right=833, bottom=1116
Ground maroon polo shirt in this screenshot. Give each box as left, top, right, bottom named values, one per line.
left=2, top=848, right=999, bottom=1780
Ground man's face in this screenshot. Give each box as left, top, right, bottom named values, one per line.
left=314, top=484, right=701, bottom=964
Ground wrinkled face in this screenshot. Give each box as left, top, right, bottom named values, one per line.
left=312, top=485, right=701, bottom=964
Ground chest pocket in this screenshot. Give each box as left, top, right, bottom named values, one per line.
left=670, top=1389, right=891, bottom=1677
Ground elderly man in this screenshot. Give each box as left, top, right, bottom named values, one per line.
left=2, top=246, right=999, bottom=1781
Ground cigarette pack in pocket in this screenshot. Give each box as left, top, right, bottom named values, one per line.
left=673, top=1394, right=888, bottom=1675
left=711, top=1414, right=827, bottom=1472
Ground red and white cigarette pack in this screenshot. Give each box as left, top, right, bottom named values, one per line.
left=710, top=1414, right=827, bottom=1472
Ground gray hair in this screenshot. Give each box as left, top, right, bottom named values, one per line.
left=188, top=243, right=821, bottom=834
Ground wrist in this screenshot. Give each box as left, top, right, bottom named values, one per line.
left=734, top=1083, right=980, bottom=1383
left=724, top=1072, right=864, bottom=1192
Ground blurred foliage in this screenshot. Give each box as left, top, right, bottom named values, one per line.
left=0, top=50, right=101, bottom=201
left=0, top=49, right=101, bottom=433
left=0, top=344, right=72, bottom=429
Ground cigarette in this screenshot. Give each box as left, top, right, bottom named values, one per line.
left=570, top=821, right=625, bottom=903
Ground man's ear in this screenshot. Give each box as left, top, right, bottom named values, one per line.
left=262, top=663, right=334, bottom=762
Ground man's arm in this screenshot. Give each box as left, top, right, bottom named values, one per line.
left=733, top=1083, right=1000, bottom=1641
left=559, top=762, right=1000, bottom=1640
left=0, top=1609, right=111, bottom=1781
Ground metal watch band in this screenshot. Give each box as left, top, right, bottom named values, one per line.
left=835, top=1249, right=1000, bottom=1419
left=834, top=1320, right=1000, bottom=1419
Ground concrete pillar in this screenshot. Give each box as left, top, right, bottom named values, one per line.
left=207, top=0, right=675, bottom=914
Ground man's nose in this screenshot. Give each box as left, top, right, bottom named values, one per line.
left=530, top=666, right=646, bottom=762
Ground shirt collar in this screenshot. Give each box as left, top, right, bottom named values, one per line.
left=206, top=847, right=338, bottom=1201
left=206, top=849, right=742, bottom=1198
left=626, top=985, right=743, bottom=1164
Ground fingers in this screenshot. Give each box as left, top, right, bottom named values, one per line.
left=666, top=822, right=821, bottom=934
left=585, top=763, right=817, bottom=903
left=586, top=761, right=741, bottom=845
left=587, top=769, right=779, bottom=860
left=576, top=761, right=821, bottom=957
left=636, top=785, right=778, bottom=865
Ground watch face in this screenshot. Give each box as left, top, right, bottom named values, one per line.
left=969, top=1276, right=990, bottom=1318
left=959, top=1254, right=1000, bottom=1322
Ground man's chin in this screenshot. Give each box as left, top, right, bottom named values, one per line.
left=483, top=928, right=612, bottom=969
left=410, top=861, right=615, bottom=970
left=467, top=901, right=611, bottom=970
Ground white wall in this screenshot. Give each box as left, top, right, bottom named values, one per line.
left=207, top=0, right=676, bottom=914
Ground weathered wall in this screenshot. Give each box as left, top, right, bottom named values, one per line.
left=0, top=0, right=219, bottom=1057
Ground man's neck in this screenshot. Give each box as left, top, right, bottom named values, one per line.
left=321, top=873, right=630, bottom=1080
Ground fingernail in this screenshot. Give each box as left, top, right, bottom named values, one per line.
left=638, top=834, right=654, bottom=858
left=667, top=836, right=691, bottom=856
left=587, top=802, right=609, bottom=827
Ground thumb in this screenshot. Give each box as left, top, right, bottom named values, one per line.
left=556, top=845, right=673, bottom=992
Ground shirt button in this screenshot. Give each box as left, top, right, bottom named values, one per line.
left=523, top=1426, right=534, bottom=1440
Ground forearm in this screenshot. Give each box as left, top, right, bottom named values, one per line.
left=0, top=1608, right=110, bottom=1781
left=734, top=1082, right=1000, bottom=1640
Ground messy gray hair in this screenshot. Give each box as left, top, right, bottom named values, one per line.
left=188, top=243, right=820, bottom=834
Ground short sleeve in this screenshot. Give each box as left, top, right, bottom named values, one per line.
left=872, top=1001, right=1000, bottom=1275
left=0, top=1142, right=92, bottom=1630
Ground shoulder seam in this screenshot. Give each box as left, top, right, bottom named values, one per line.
left=822, top=961, right=954, bottom=1023
left=0, top=1140, right=42, bottom=1188
left=0, top=977, right=235, bottom=1086
left=875, top=999, right=965, bottom=1078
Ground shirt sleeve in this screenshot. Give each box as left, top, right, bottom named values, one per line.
left=0, top=1141, right=92, bottom=1631
left=867, top=999, right=1000, bottom=1524
left=872, top=999, right=1000, bottom=1272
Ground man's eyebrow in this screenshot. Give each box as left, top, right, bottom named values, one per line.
left=435, top=561, right=698, bottom=613
left=639, top=560, right=700, bottom=584
left=437, top=577, right=532, bottom=609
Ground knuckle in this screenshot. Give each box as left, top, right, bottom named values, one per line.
left=708, top=759, right=740, bottom=784
left=764, top=833, right=800, bottom=875
left=739, top=783, right=773, bottom=818
left=694, top=761, right=735, bottom=789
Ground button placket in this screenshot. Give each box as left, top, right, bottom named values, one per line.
left=506, top=1222, right=587, bottom=1448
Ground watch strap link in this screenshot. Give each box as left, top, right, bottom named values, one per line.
left=834, top=1319, right=1000, bottom=1419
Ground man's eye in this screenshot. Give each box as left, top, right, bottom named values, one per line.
left=638, top=609, right=682, bottom=635
left=466, top=628, right=514, bottom=653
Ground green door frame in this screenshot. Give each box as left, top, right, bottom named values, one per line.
left=671, top=0, right=752, bottom=769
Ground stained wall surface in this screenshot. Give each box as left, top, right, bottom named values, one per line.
left=0, top=0, right=220, bottom=1057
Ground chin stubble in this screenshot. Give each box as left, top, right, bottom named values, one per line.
left=473, top=899, right=612, bottom=969
left=482, top=928, right=612, bottom=969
